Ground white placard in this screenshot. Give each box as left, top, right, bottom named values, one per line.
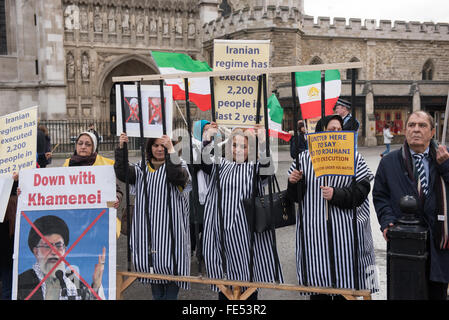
left=115, top=84, right=173, bottom=138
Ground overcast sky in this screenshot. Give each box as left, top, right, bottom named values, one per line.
left=303, top=0, right=449, bottom=24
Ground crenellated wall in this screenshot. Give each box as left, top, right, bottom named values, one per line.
left=202, top=5, right=302, bottom=43
left=302, top=15, right=449, bottom=41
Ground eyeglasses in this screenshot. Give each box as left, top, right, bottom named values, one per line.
left=35, top=241, right=66, bottom=252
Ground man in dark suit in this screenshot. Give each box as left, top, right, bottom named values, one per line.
left=373, top=110, right=449, bottom=300
left=315, top=98, right=360, bottom=133
left=334, top=98, right=359, bottom=132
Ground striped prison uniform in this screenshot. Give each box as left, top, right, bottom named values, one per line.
left=202, top=158, right=284, bottom=292
left=288, top=151, right=379, bottom=293
left=129, top=159, right=192, bottom=290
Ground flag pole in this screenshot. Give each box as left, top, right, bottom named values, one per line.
left=174, top=100, right=188, bottom=127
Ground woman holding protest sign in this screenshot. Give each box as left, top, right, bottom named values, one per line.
left=114, top=132, right=191, bottom=300
left=287, top=114, right=378, bottom=300
left=63, top=132, right=122, bottom=211
left=200, top=124, right=283, bottom=300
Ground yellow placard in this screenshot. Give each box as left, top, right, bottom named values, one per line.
left=213, top=40, right=270, bottom=127
left=307, top=131, right=356, bottom=178
left=0, top=106, right=38, bottom=175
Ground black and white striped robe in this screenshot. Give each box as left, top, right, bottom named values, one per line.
left=131, top=161, right=191, bottom=289
left=288, top=151, right=378, bottom=292
left=203, top=159, right=284, bottom=292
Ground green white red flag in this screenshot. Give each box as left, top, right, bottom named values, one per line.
left=267, top=93, right=292, bottom=142
left=151, top=51, right=212, bottom=111
left=295, top=70, right=341, bottom=119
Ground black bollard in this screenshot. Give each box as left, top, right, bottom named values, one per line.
left=387, top=195, right=429, bottom=300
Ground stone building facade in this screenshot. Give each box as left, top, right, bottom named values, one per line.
left=0, top=0, right=66, bottom=120
left=1, top=0, right=448, bottom=145
left=61, top=0, right=203, bottom=121
left=202, top=0, right=449, bottom=145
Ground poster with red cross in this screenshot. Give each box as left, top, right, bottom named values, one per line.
left=115, top=84, right=173, bottom=138
left=12, top=165, right=117, bottom=300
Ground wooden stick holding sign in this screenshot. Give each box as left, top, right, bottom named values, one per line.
left=112, top=62, right=363, bottom=83
left=119, top=83, right=132, bottom=272
left=159, top=79, right=178, bottom=276
left=442, top=88, right=449, bottom=146
left=136, top=81, right=154, bottom=274
left=290, top=71, right=308, bottom=286
left=351, top=68, right=360, bottom=291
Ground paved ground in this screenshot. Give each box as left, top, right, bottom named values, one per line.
left=42, top=143, right=396, bottom=300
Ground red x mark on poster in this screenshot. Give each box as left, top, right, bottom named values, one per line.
left=21, top=209, right=107, bottom=300
left=124, top=97, right=139, bottom=122
left=148, top=97, right=164, bottom=125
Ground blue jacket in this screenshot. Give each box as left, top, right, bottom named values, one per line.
left=373, top=144, right=449, bottom=283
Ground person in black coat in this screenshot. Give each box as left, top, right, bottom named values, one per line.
left=36, top=125, right=52, bottom=168
left=373, top=110, right=449, bottom=300
left=290, top=121, right=307, bottom=159
left=287, top=114, right=374, bottom=300
left=289, top=115, right=371, bottom=211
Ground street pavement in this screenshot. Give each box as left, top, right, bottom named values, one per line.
left=47, top=143, right=396, bottom=300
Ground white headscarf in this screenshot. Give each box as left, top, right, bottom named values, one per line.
left=76, top=131, right=97, bottom=153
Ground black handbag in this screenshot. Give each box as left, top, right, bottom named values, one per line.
left=244, top=175, right=296, bottom=233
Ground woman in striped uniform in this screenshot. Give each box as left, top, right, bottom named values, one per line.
left=287, top=115, right=378, bottom=299
left=114, top=133, right=191, bottom=300
left=202, top=125, right=283, bottom=300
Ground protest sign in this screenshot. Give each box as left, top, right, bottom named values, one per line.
left=0, top=106, right=37, bottom=175
left=12, top=165, right=117, bottom=300
left=115, top=84, right=173, bottom=138
left=213, top=39, right=270, bottom=127
left=307, top=131, right=356, bottom=178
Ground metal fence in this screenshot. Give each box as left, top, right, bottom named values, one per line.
left=40, top=118, right=188, bottom=154
left=40, top=117, right=292, bottom=154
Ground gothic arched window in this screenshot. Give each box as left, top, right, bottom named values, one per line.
left=422, top=59, right=434, bottom=80
left=310, top=56, right=323, bottom=65
left=346, top=57, right=360, bottom=80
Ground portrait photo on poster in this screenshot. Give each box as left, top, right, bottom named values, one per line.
left=123, top=96, right=140, bottom=123
left=115, top=84, right=173, bottom=138
left=11, top=166, right=117, bottom=300
left=13, top=208, right=114, bottom=300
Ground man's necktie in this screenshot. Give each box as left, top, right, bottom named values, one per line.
left=413, top=153, right=429, bottom=196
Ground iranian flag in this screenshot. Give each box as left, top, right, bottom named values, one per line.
left=267, top=94, right=292, bottom=142
left=151, top=51, right=212, bottom=111
left=295, top=70, right=341, bottom=119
